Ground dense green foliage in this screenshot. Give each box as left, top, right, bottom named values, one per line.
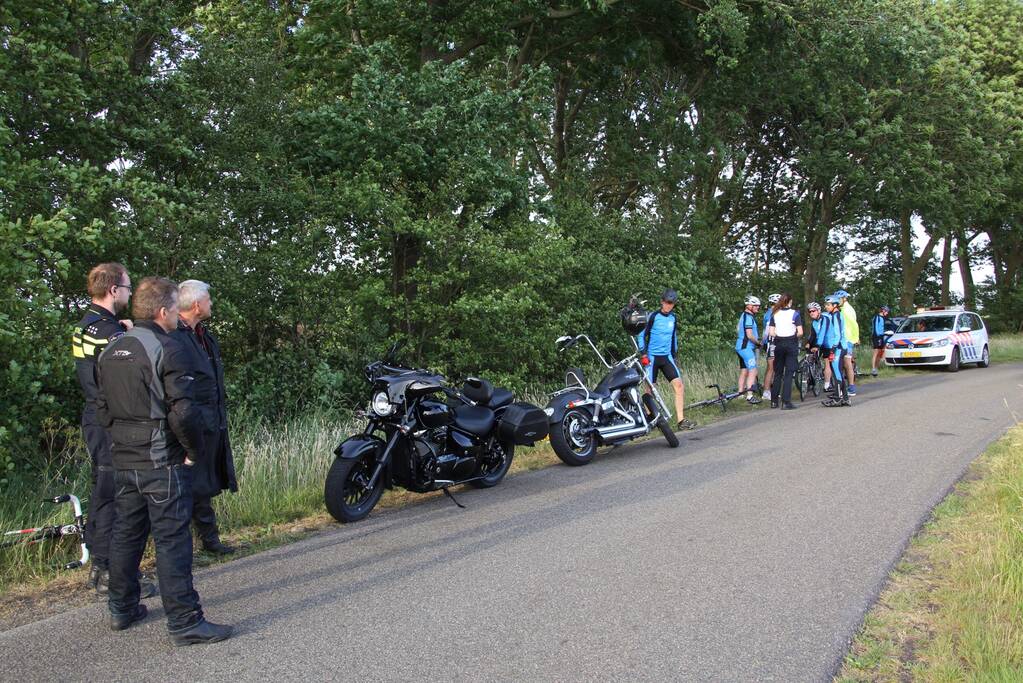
left=3, top=0, right=1021, bottom=478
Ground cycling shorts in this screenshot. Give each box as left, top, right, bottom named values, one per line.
left=765, top=341, right=776, bottom=359
left=735, top=348, right=757, bottom=370
left=871, top=335, right=885, bottom=350
left=647, top=355, right=680, bottom=383
left=844, top=341, right=854, bottom=354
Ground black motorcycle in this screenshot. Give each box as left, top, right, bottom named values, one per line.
left=545, top=330, right=680, bottom=466
left=324, top=352, right=548, bottom=523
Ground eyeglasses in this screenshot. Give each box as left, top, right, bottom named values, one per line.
left=114, top=283, right=132, bottom=292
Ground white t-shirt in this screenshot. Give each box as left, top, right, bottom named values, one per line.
left=770, top=308, right=802, bottom=338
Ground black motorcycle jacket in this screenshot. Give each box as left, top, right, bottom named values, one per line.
left=72, top=303, right=126, bottom=406
left=96, top=320, right=205, bottom=470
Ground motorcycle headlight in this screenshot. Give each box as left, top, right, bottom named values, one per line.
left=371, top=391, right=396, bottom=416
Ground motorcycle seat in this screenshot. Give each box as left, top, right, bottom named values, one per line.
left=488, top=387, right=514, bottom=409
left=452, top=405, right=496, bottom=435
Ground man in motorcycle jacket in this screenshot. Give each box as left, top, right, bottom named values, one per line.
left=640, top=289, right=694, bottom=430
left=96, top=276, right=232, bottom=645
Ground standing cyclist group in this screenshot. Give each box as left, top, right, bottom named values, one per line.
left=735, top=288, right=867, bottom=409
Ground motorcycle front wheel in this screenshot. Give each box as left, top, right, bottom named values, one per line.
left=550, top=408, right=598, bottom=466
left=470, top=438, right=515, bottom=488
left=642, top=393, right=679, bottom=449
left=324, top=456, right=385, bottom=523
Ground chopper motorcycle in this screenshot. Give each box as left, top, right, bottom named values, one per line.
left=325, top=352, right=548, bottom=523
left=545, top=304, right=680, bottom=466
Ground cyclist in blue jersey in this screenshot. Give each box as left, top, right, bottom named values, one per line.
left=761, top=293, right=781, bottom=400
left=640, top=289, right=694, bottom=430
left=735, top=295, right=762, bottom=404
left=870, top=305, right=889, bottom=376
left=821, top=295, right=850, bottom=407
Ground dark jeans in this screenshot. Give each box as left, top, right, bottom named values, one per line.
left=82, top=410, right=115, bottom=569
left=108, top=465, right=204, bottom=632
left=771, top=336, right=799, bottom=404
left=192, top=495, right=220, bottom=543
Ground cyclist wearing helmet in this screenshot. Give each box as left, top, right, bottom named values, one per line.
left=870, top=305, right=890, bottom=376
left=735, top=295, right=762, bottom=404
left=640, top=289, right=694, bottom=430
left=821, top=295, right=850, bottom=407
left=835, top=289, right=859, bottom=395
left=761, top=293, right=781, bottom=400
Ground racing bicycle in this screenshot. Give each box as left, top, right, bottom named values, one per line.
left=0, top=494, right=89, bottom=570
left=795, top=352, right=825, bottom=401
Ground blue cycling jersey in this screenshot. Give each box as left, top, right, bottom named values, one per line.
left=822, top=310, right=846, bottom=348
left=810, top=316, right=826, bottom=346
left=642, top=310, right=678, bottom=356
left=735, top=310, right=759, bottom=350
left=762, top=309, right=773, bottom=340
left=872, top=314, right=885, bottom=337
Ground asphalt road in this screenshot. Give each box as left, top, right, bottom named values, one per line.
left=3, top=365, right=1022, bottom=682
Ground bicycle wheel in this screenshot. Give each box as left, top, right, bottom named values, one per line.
left=794, top=366, right=805, bottom=401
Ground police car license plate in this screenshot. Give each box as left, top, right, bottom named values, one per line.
left=903, top=351, right=922, bottom=358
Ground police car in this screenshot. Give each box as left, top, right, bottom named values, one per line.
left=883, top=306, right=990, bottom=372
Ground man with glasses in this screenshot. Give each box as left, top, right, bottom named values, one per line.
left=72, top=263, right=155, bottom=597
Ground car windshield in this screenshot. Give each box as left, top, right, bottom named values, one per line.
left=898, top=315, right=956, bottom=333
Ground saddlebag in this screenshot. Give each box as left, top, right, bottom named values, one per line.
left=498, top=402, right=549, bottom=446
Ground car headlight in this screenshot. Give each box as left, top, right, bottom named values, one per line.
left=935, top=338, right=949, bottom=347
left=371, top=391, right=396, bottom=416
left=885, top=343, right=894, bottom=349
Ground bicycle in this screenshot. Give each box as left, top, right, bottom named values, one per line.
left=686, top=383, right=752, bottom=413
left=794, top=351, right=824, bottom=401
left=0, top=494, right=89, bottom=570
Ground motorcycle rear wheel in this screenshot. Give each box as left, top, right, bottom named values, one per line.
left=324, top=456, right=385, bottom=523
left=550, top=408, right=598, bottom=466
left=469, top=439, right=515, bottom=488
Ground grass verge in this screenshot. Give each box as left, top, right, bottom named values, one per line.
left=836, top=420, right=1023, bottom=682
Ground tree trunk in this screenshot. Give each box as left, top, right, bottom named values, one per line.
left=392, top=233, right=421, bottom=337
left=898, top=210, right=939, bottom=312
left=956, top=229, right=975, bottom=311
left=940, top=237, right=952, bottom=306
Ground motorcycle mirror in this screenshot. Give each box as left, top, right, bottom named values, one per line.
left=556, top=335, right=572, bottom=348
left=384, top=340, right=405, bottom=363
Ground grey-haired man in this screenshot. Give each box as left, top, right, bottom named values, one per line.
left=173, top=280, right=238, bottom=555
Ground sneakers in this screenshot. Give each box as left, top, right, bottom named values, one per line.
left=110, top=604, right=148, bottom=631
left=840, top=397, right=852, bottom=407
left=762, top=389, right=772, bottom=400
left=871, top=369, right=878, bottom=377
left=822, top=397, right=843, bottom=408
left=676, top=419, right=697, bottom=431
left=823, top=383, right=831, bottom=391
left=848, top=385, right=857, bottom=396
left=170, top=619, right=234, bottom=647
left=746, top=394, right=762, bottom=405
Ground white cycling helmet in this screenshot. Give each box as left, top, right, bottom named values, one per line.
left=768, top=293, right=781, bottom=305
left=744, top=295, right=761, bottom=307
left=807, top=302, right=821, bottom=312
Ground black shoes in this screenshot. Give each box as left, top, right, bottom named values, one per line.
left=110, top=604, right=148, bottom=631
left=170, top=619, right=234, bottom=647
left=781, top=402, right=796, bottom=410
left=201, top=538, right=236, bottom=555
left=770, top=400, right=779, bottom=409
left=89, top=567, right=157, bottom=598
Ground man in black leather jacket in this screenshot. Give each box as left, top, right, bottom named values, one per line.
left=173, top=279, right=238, bottom=555
left=96, top=276, right=232, bottom=645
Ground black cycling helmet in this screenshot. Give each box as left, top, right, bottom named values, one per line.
left=661, top=289, right=678, bottom=304
left=620, top=296, right=649, bottom=336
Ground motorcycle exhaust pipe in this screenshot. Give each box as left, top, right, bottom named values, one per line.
left=595, top=424, right=648, bottom=440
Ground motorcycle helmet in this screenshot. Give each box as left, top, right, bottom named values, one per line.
left=807, top=302, right=821, bottom=312
left=768, top=293, right=781, bottom=305
left=744, top=295, right=761, bottom=307
left=620, top=298, right=649, bottom=336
